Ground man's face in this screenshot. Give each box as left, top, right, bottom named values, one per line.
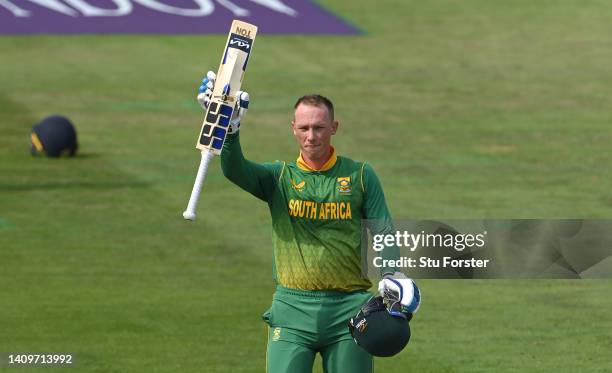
left=291, top=103, right=338, bottom=160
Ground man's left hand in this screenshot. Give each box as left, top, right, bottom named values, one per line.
left=378, top=272, right=421, bottom=318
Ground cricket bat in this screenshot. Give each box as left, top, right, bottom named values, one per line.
left=183, top=20, right=258, bottom=221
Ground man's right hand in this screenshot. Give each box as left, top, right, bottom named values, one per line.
left=196, top=71, right=216, bottom=109
left=196, top=70, right=249, bottom=134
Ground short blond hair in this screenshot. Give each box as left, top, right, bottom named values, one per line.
left=294, top=94, right=334, bottom=120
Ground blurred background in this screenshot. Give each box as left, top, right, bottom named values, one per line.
left=1, top=1, right=611, bottom=371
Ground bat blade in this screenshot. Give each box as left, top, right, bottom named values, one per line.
left=183, top=20, right=257, bottom=220
left=196, top=21, right=257, bottom=155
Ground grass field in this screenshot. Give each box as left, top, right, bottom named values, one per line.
left=2, top=1, right=612, bottom=371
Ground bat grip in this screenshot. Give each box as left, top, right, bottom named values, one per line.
left=183, top=150, right=214, bottom=221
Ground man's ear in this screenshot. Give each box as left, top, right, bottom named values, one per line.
left=291, top=120, right=297, bottom=136
left=331, top=120, right=339, bottom=135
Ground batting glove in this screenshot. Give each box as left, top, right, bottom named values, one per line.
left=378, top=272, right=421, bottom=319
left=196, top=70, right=249, bottom=134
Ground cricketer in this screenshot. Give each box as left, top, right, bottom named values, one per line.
left=197, top=73, right=421, bottom=373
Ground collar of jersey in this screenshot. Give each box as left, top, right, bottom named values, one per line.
left=296, top=146, right=337, bottom=172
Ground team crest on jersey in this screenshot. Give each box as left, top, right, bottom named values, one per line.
left=291, top=179, right=306, bottom=192
left=272, top=327, right=282, bottom=341
left=337, top=177, right=351, bottom=194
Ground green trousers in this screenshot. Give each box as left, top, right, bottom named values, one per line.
left=263, top=286, right=373, bottom=373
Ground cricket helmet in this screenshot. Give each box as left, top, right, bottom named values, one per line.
left=348, top=295, right=411, bottom=357
left=31, top=115, right=78, bottom=157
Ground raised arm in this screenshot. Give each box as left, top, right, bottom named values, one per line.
left=221, top=133, right=280, bottom=202
left=196, top=71, right=281, bottom=202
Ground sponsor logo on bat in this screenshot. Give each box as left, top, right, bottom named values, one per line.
left=229, top=34, right=252, bottom=53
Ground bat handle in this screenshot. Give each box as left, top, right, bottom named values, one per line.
left=183, top=150, right=215, bottom=221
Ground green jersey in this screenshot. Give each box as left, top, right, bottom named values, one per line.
left=221, top=133, right=394, bottom=292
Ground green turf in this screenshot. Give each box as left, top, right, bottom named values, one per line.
left=1, top=1, right=612, bottom=371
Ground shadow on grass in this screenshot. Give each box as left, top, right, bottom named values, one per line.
left=29, top=152, right=104, bottom=160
